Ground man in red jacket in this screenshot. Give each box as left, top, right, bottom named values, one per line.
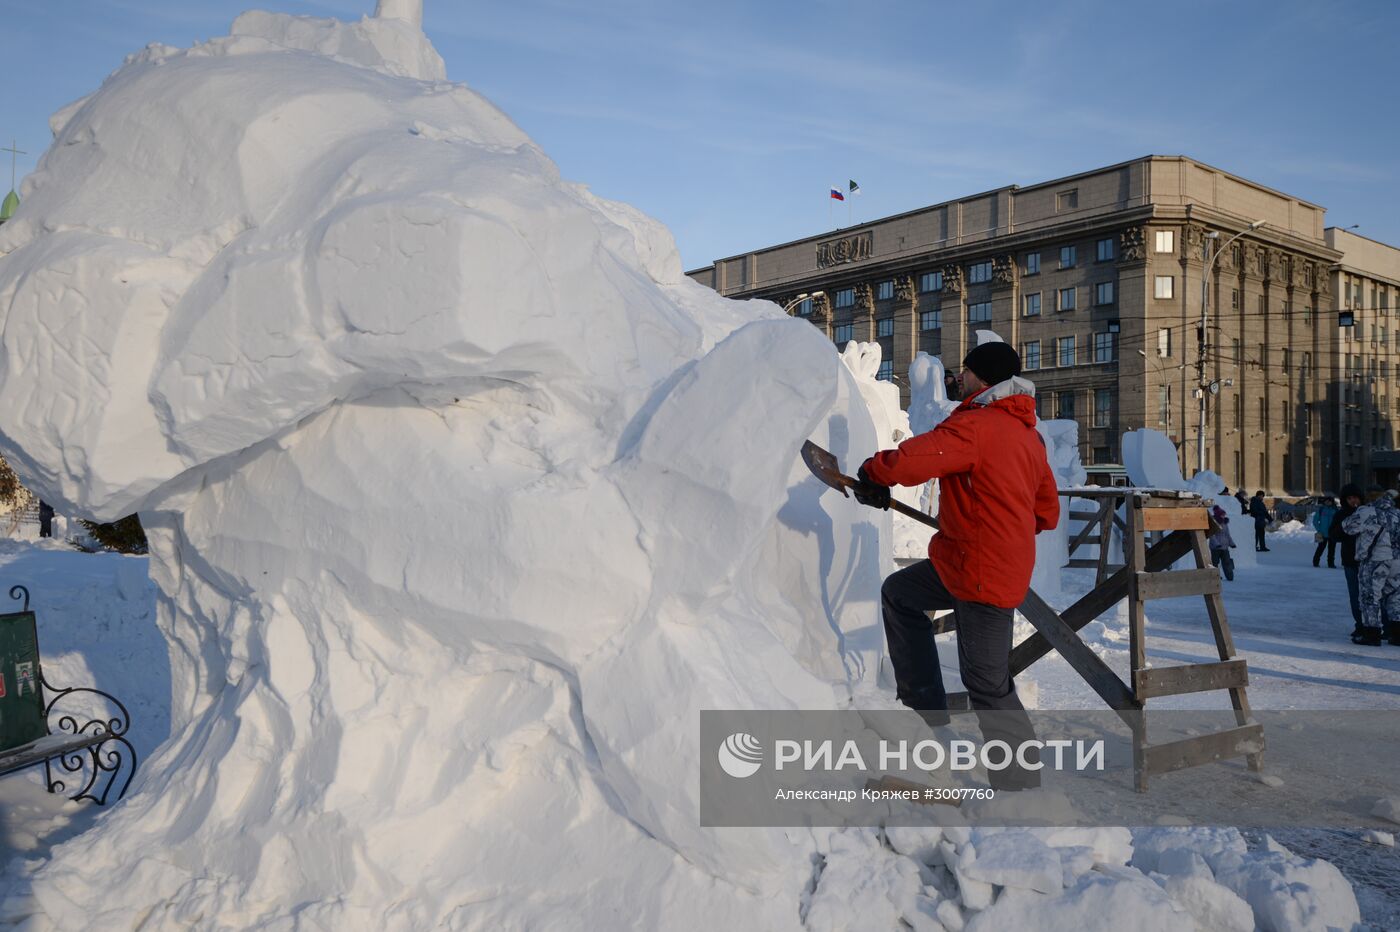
left=854, top=341, right=1058, bottom=789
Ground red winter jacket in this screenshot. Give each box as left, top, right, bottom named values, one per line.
left=864, top=379, right=1059, bottom=608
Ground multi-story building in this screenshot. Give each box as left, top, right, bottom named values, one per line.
left=685, top=155, right=1399, bottom=495
left=1329, top=229, right=1400, bottom=488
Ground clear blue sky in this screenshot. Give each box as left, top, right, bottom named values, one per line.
left=2, top=0, right=1397, bottom=271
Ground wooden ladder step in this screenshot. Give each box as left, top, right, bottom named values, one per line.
left=1133, top=659, right=1248, bottom=700
left=1135, top=568, right=1221, bottom=600
left=1067, top=559, right=1125, bottom=570
left=1141, top=723, right=1264, bottom=778
left=1068, top=510, right=1100, bottom=522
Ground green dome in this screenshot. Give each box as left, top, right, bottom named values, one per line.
left=0, top=190, right=17, bottom=222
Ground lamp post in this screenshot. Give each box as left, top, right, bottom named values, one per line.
left=782, top=291, right=825, bottom=315
left=1197, top=221, right=1265, bottom=476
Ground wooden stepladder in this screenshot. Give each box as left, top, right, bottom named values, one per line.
left=1064, top=492, right=1127, bottom=584
left=939, top=488, right=1263, bottom=791
left=1122, top=491, right=1263, bottom=791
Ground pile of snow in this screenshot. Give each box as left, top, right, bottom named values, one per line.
left=804, top=824, right=1362, bottom=932
left=1272, top=520, right=1316, bottom=541
left=0, top=5, right=889, bottom=926
left=0, top=3, right=1370, bottom=930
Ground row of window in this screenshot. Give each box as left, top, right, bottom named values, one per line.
left=1035, top=388, right=1116, bottom=427
left=825, top=275, right=1174, bottom=324
left=1020, top=332, right=1118, bottom=370
left=820, top=231, right=1179, bottom=310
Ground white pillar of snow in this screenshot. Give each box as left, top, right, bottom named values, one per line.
left=374, top=0, right=423, bottom=27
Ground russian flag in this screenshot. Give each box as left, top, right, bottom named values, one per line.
left=829, top=187, right=845, bottom=201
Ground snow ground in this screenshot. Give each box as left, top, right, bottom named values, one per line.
left=2, top=527, right=1397, bottom=929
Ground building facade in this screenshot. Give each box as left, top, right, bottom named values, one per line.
left=685, top=155, right=1396, bottom=495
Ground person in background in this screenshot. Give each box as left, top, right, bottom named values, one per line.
left=1235, top=488, right=1250, bottom=515
left=1341, top=488, right=1399, bottom=646
left=1208, top=505, right=1236, bottom=581
left=1332, top=484, right=1364, bottom=639
left=1248, top=490, right=1271, bottom=552
left=943, top=371, right=961, bottom=402
left=1311, top=495, right=1338, bottom=568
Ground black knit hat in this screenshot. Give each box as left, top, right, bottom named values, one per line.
left=962, top=341, right=1022, bottom=386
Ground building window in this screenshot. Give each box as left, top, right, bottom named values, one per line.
left=1159, top=385, right=1171, bottom=426
left=1155, top=230, right=1174, bottom=253
left=1025, top=252, right=1041, bottom=275
left=835, top=288, right=855, bottom=309
left=1154, top=276, right=1174, bottom=299
left=1158, top=328, right=1172, bottom=357
left=1022, top=340, right=1041, bottom=371
left=1057, top=335, right=1076, bottom=367
left=1233, top=338, right=1241, bottom=365
left=876, top=317, right=894, bottom=338
left=1057, top=391, right=1076, bottom=420
left=920, top=309, right=941, bottom=330
left=1096, top=238, right=1115, bottom=262
left=968, top=301, right=992, bottom=323
left=1057, top=189, right=1078, bottom=212
left=1095, top=281, right=1115, bottom=306
left=877, top=280, right=894, bottom=301
left=1282, top=348, right=1290, bottom=372
left=833, top=323, right=853, bottom=344
left=1258, top=294, right=1267, bottom=315
left=1093, top=446, right=1111, bottom=464
left=1024, top=293, right=1041, bottom=317
left=1060, top=245, right=1077, bottom=269
left=795, top=298, right=813, bottom=316
left=1233, top=394, right=1242, bottom=429
left=1058, top=287, right=1076, bottom=311
left=1093, top=388, right=1113, bottom=427
left=919, top=271, right=943, bottom=293
left=1302, top=350, right=1311, bottom=372
left=1258, top=397, right=1267, bottom=432
left=969, top=261, right=993, bottom=284
left=1094, top=331, right=1117, bottom=363
left=877, top=360, right=893, bottom=381
left=1231, top=289, right=1240, bottom=310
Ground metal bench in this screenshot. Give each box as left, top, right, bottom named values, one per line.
left=0, top=585, right=136, bottom=804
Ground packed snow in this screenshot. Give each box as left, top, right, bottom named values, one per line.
left=0, top=3, right=1393, bottom=931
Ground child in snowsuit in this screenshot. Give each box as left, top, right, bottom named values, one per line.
left=1341, top=491, right=1400, bottom=645
left=1208, top=505, right=1236, bottom=581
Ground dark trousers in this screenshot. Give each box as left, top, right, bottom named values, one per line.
left=881, top=560, right=1038, bottom=789
left=1210, top=547, right=1234, bottom=581
left=1254, top=520, right=1267, bottom=550
left=1345, top=564, right=1362, bottom=628
left=1313, top=538, right=1336, bottom=567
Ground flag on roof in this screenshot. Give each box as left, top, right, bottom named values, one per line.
left=849, top=180, right=861, bottom=195
left=829, top=187, right=844, bottom=201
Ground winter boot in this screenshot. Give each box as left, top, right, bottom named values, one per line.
left=1353, top=626, right=1384, bottom=646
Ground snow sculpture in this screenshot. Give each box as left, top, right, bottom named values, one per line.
left=1120, top=428, right=1249, bottom=568
left=1030, top=419, right=1085, bottom=601
left=0, top=8, right=884, bottom=927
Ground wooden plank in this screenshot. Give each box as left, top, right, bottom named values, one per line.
left=1141, top=724, right=1265, bottom=778
left=1140, top=508, right=1211, bottom=532
left=1011, top=530, right=1194, bottom=674
left=1126, top=496, right=1147, bottom=683
left=1017, top=590, right=1139, bottom=717
left=1135, top=568, right=1222, bottom=601
left=1133, top=660, right=1249, bottom=700
left=1068, top=510, right=1100, bottom=522
left=1096, top=498, right=1116, bottom=584
left=1067, top=558, right=1123, bottom=570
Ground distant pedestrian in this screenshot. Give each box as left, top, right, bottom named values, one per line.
left=943, top=371, right=961, bottom=401
left=1235, top=488, right=1250, bottom=515
left=38, top=501, right=53, bottom=538
left=1249, top=490, right=1271, bottom=551
left=1342, top=489, right=1400, bottom=645
left=1208, top=505, right=1236, bottom=581
left=1311, top=496, right=1338, bottom=568
left=1333, top=484, right=1365, bottom=638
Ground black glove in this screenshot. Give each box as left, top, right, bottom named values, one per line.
left=852, top=462, right=891, bottom=510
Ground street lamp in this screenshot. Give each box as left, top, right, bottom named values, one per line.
left=782, top=291, right=826, bottom=315
left=1197, top=220, right=1265, bottom=475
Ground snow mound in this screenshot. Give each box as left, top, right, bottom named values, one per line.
left=0, top=6, right=888, bottom=928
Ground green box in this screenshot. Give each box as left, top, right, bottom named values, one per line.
left=0, top=611, right=45, bottom=752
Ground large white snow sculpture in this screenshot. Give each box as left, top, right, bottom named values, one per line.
left=0, top=8, right=885, bottom=928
